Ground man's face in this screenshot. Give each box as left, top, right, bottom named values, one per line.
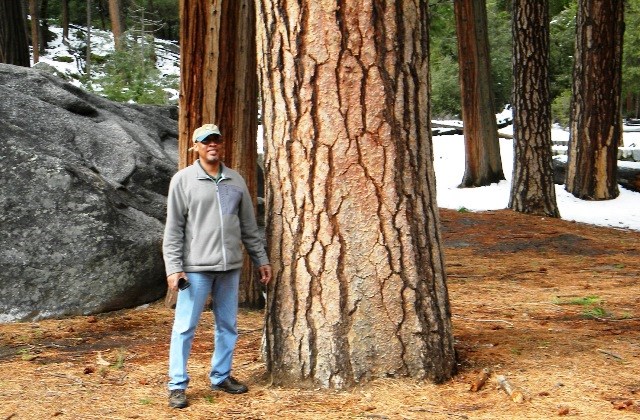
left=196, top=135, right=223, bottom=163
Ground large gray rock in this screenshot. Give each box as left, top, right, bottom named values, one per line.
left=0, top=64, right=178, bottom=321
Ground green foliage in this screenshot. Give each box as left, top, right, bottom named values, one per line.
left=551, top=89, right=572, bottom=126
left=549, top=4, right=576, bottom=106
left=487, top=1, right=513, bottom=111
left=562, top=295, right=600, bottom=306
left=52, top=55, right=74, bottom=63
left=623, top=0, right=640, bottom=118
left=429, top=1, right=460, bottom=117
left=431, top=55, right=461, bottom=118
left=582, top=306, right=608, bottom=319
left=93, top=32, right=171, bottom=104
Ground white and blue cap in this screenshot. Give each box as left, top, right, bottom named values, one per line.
left=192, top=124, right=221, bottom=142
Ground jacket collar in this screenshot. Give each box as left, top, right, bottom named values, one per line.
left=194, top=159, right=228, bottom=181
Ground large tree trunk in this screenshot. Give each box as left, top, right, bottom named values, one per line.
left=565, top=0, right=624, bottom=200
left=28, top=0, right=40, bottom=64
left=454, top=0, right=505, bottom=187
left=509, top=0, right=559, bottom=217
left=178, top=0, right=261, bottom=306
left=0, top=0, right=30, bottom=66
left=257, top=0, right=456, bottom=388
left=108, top=0, right=124, bottom=50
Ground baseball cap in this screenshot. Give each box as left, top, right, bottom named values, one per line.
left=192, top=124, right=221, bottom=142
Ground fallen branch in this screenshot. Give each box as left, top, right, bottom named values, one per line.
left=453, top=315, right=514, bottom=327
left=469, top=368, right=491, bottom=392
left=496, top=375, right=525, bottom=403
left=597, top=348, right=623, bottom=360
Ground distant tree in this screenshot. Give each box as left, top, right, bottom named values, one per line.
left=86, top=0, right=92, bottom=75
left=566, top=0, right=624, bottom=200
left=39, top=0, right=49, bottom=53
left=258, top=0, right=456, bottom=388
left=509, top=0, right=560, bottom=217
left=29, top=0, right=40, bottom=63
left=108, top=0, right=124, bottom=50
left=61, top=0, right=69, bottom=45
left=453, top=0, right=505, bottom=187
left=0, top=0, right=30, bottom=66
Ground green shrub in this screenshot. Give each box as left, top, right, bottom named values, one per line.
left=551, top=89, right=572, bottom=127
left=93, top=33, right=169, bottom=104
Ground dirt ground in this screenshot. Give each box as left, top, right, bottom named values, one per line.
left=1, top=208, right=639, bottom=420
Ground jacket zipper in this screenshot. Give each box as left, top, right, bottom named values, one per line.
left=214, top=178, right=227, bottom=271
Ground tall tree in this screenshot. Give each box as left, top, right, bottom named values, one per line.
left=509, top=0, right=560, bottom=217
left=0, top=0, right=30, bottom=66
left=108, top=0, right=124, bottom=50
left=61, top=0, right=69, bottom=44
left=565, top=0, right=624, bottom=200
left=454, top=0, right=505, bottom=187
left=257, top=0, right=456, bottom=388
left=178, top=0, right=261, bottom=306
left=86, top=0, right=92, bottom=75
left=28, top=0, right=40, bottom=63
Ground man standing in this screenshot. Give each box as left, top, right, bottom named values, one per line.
left=163, top=123, right=272, bottom=409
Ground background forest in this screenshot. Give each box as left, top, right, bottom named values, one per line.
left=16, top=0, right=640, bottom=123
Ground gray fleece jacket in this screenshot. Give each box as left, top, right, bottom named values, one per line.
left=162, top=160, right=269, bottom=276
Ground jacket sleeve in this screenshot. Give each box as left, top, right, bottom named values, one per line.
left=163, top=174, right=188, bottom=276
left=238, top=184, right=270, bottom=267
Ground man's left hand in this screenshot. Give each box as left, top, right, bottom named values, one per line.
left=258, top=264, right=272, bottom=285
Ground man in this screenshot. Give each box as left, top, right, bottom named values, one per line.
left=163, top=123, right=272, bottom=409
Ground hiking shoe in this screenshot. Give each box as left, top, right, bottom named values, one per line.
left=168, top=389, right=188, bottom=408
left=211, top=376, right=248, bottom=394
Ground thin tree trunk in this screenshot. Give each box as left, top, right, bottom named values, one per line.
left=39, top=0, right=48, bottom=54
left=454, top=0, right=505, bottom=187
left=0, top=0, right=30, bottom=66
left=86, top=0, right=92, bottom=76
left=61, top=0, right=69, bottom=45
left=565, top=0, right=624, bottom=200
left=108, top=0, right=124, bottom=50
left=28, top=0, right=39, bottom=63
left=258, top=0, right=456, bottom=388
left=509, top=0, right=559, bottom=217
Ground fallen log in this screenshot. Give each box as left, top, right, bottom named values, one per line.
left=469, top=367, right=491, bottom=392
left=496, top=375, right=525, bottom=403
left=552, top=159, right=640, bottom=193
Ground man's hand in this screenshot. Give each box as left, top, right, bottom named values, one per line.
left=167, top=272, right=187, bottom=291
left=258, top=265, right=272, bottom=285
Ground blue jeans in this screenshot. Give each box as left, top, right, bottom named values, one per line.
left=168, top=269, right=241, bottom=390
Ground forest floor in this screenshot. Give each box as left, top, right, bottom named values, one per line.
left=1, top=209, right=639, bottom=420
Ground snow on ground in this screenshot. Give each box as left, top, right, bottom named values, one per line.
left=433, top=132, right=640, bottom=232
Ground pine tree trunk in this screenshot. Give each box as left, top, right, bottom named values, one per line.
left=86, top=0, right=91, bottom=76
left=178, top=0, right=261, bottom=306
left=509, top=0, right=559, bottom=217
left=61, top=0, right=69, bottom=45
left=454, top=0, right=505, bottom=187
left=108, top=0, right=124, bottom=50
left=257, top=0, right=456, bottom=388
left=39, top=0, right=48, bottom=54
left=566, top=0, right=624, bottom=200
left=0, top=0, right=30, bottom=66
left=28, top=0, right=39, bottom=64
